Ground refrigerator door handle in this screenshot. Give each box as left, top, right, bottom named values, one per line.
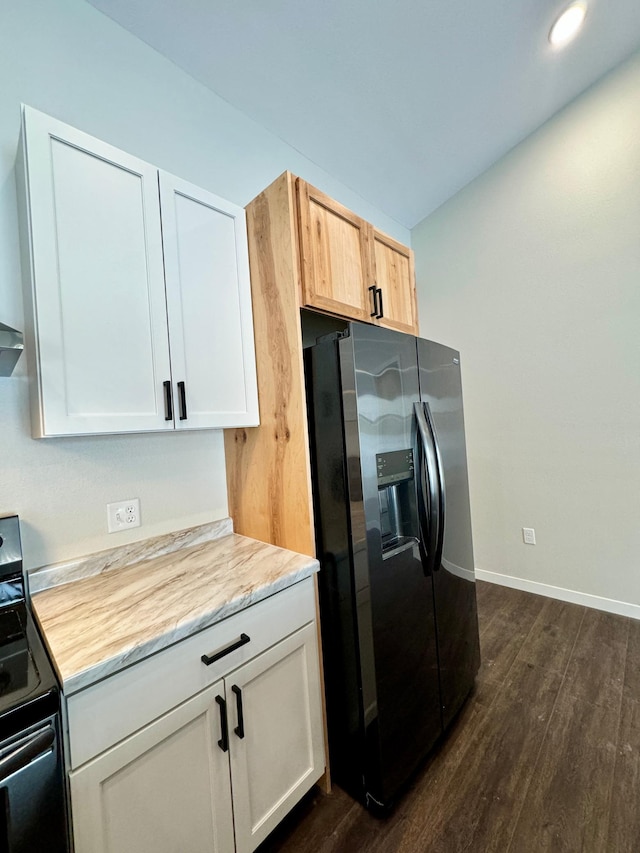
left=414, top=402, right=440, bottom=576
left=422, top=401, right=446, bottom=572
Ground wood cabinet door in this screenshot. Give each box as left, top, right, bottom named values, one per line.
left=372, top=228, right=418, bottom=334
left=69, top=682, right=234, bottom=853
left=228, top=623, right=325, bottom=853
left=297, top=179, right=374, bottom=322
left=19, top=106, right=173, bottom=436
left=159, top=172, right=259, bottom=429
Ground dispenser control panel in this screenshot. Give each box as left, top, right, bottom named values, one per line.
left=376, top=449, right=414, bottom=487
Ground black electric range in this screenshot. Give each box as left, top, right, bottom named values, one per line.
left=0, top=516, right=59, bottom=739
left=0, top=515, right=68, bottom=852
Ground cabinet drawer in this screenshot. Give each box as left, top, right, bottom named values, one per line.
left=67, top=578, right=315, bottom=769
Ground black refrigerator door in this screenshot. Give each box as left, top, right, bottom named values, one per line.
left=346, top=323, right=442, bottom=806
left=305, top=323, right=444, bottom=809
left=417, top=339, right=480, bottom=729
left=304, top=334, right=369, bottom=803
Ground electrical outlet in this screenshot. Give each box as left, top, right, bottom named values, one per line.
left=522, top=527, right=536, bottom=545
left=107, top=498, right=141, bottom=533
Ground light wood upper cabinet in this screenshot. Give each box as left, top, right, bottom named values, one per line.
left=224, top=172, right=418, bottom=558
left=17, top=106, right=258, bottom=437
left=371, top=228, right=418, bottom=334
left=297, top=180, right=373, bottom=322
left=296, top=178, right=418, bottom=334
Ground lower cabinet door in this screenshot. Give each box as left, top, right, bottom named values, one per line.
left=69, top=681, right=234, bottom=853
left=227, top=623, right=325, bottom=853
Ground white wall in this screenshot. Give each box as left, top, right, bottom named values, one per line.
left=412, top=49, right=640, bottom=612
left=0, top=0, right=409, bottom=570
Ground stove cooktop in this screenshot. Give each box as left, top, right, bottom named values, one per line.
left=0, top=602, right=59, bottom=740
left=0, top=517, right=59, bottom=739
left=0, top=605, right=42, bottom=704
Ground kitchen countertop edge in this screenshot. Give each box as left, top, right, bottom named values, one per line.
left=31, top=531, right=319, bottom=696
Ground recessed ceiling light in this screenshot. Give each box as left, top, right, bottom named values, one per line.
left=549, top=2, right=587, bottom=48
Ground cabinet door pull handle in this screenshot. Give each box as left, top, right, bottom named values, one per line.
left=232, top=685, right=245, bottom=739
left=368, top=285, right=379, bottom=318
left=177, top=381, right=187, bottom=420
left=201, top=633, right=250, bottom=666
left=215, top=695, right=229, bottom=752
left=163, top=380, right=173, bottom=421
left=376, top=287, right=384, bottom=319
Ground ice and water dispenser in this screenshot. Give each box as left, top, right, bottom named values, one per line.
left=376, top=449, right=416, bottom=554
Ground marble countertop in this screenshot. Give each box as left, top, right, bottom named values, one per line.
left=31, top=524, right=319, bottom=695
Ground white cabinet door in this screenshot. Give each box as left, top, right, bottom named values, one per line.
left=70, top=681, right=235, bottom=853
left=19, top=106, right=260, bottom=436
left=227, top=623, right=325, bottom=853
left=159, top=173, right=259, bottom=429
left=20, top=106, right=173, bottom=437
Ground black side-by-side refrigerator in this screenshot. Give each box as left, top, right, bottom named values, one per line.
left=304, top=321, right=480, bottom=811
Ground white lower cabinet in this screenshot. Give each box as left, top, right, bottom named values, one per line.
left=227, top=625, right=323, bottom=853
left=67, top=582, right=324, bottom=853
left=70, top=682, right=235, bottom=853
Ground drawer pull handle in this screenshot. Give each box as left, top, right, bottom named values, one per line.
left=201, top=633, right=251, bottom=666
left=215, top=695, right=229, bottom=752
left=232, top=685, right=245, bottom=739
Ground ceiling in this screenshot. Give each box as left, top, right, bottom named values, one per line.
left=85, top=0, right=640, bottom=229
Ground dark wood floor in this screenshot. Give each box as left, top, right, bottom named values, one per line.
left=258, top=581, right=640, bottom=852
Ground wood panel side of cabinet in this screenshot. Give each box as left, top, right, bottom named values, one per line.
left=372, top=227, right=419, bottom=335
left=224, top=172, right=315, bottom=558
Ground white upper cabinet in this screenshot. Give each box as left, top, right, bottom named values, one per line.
left=159, top=173, right=257, bottom=430
left=18, top=106, right=259, bottom=437
left=18, top=107, right=172, bottom=436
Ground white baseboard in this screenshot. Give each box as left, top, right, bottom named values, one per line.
left=475, top=568, right=640, bottom=621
